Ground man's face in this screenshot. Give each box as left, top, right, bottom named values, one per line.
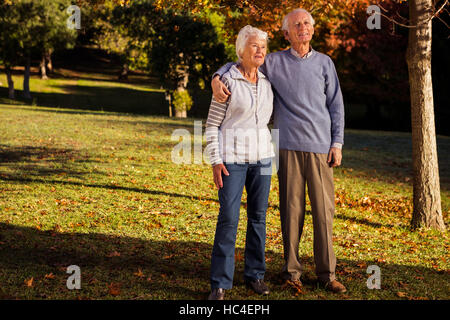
left=284, top=11, right=314, bottom=46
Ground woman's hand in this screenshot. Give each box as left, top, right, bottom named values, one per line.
left=211, top=76, right=231, bottom=103
left=213, top=164, right=229, bottom=189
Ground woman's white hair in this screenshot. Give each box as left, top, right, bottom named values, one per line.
left=282, top=8, right=315, bottom=31
left=235, top=25, right=268, bottom=63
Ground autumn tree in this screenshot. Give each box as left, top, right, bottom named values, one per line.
left=333, top=1, right=410, bottom=130
left=405, top=0, right=447, bottom=230
left=363, top=0, right=448, bottom=230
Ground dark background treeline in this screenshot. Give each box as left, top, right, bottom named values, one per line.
left=1, top=0, right=449, bottom=135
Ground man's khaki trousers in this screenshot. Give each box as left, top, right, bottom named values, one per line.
left=278, top=149, right=336, bottom=282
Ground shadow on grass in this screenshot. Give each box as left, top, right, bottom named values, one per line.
left=0, top=143, right=417, bottom=230
left=0, top=173, right=399, bottom=230
left=341, top=130, right=450, bottom=190
left=334, top=212, right=394, bottom=229
left=0, top=176, right=273, bottom=214
left=88, top=117, right=201, bottom=131
left=0, top=85, right=169, bottom=116
left=0, top=144, right=98, bottom=178
left=0, top=222, right=448, bottom=300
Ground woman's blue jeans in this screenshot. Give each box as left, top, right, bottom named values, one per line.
left=210, top=159, right=272, bottom=289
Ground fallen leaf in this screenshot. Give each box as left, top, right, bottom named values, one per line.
left=107, top=283, right=121, bottom=296
left=357, top=262, right=367, bottom=269
left=134, top=268, right=144, bottom=278
left=24, top=277, right=34, bottom=287
left=107, top=251, right=121, bottom=257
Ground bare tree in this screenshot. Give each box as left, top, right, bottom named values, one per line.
left=378, top=0, right=448, bottom=230
left=406, top=0, right=446, bottom=230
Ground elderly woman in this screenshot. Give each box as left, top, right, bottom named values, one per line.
left=205, top=25, right=274, bottom=300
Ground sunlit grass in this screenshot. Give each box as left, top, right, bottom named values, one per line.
left=0, top=102, right=449, bottom=300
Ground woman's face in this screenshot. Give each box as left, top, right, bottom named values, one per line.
left=240, top=35, right=267, bottom=68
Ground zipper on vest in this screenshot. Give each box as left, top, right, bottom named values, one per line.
left=255, top=80, right=259, bottom=125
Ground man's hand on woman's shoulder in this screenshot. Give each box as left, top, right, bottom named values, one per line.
left=211, top=75, right=231, bottom=103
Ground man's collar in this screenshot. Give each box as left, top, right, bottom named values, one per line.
left=290, top=46, right=313, bottom=59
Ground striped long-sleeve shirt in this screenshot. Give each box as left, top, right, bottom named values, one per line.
left=205, top=79, right=231, bottom=166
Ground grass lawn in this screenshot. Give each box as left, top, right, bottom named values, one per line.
left=0, top=54, right=449, bottom=299
left=0, top=103, right=448, bottom=300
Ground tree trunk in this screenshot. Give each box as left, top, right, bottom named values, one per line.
left=118, top=63, right=129, bottom=80
left=164, top=90, right=173, bottom=117
left=406, top=0, right=445, bottom=230
left=40, top=53, right=48, bottom=80
left=5, top=66, right=15, bottom=99
left=45, top=49, right=53, bottom=74
left=174, top=86, right=188, bottom=118
left=174, top=65, right=189, bottom=118
left=174, top=107, right=187, bottom=118
left=23, top=54, right=32, bottom=99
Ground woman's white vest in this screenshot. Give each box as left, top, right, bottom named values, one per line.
left=219, top=65, right=275, bottom=163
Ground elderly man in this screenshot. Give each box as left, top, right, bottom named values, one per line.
left=211, top=8, right=346, bottom=293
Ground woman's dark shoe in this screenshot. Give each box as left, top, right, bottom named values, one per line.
left=208, top=288, right=225, bottom=300
left=245, top=279, right=270, bottom=295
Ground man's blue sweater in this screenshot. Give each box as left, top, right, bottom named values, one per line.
left=217, top=48, right=345, bottom=154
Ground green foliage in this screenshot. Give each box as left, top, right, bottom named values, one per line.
left=91, top=2, right=138, bottom=70
left=0, top=0, right=77, bottom=66
left=172, top=89, right=193, bottom=112
left=148, top=10, right=226, bottom=90
left=207, top=10, right=237, bottom=61
left=33, top=0, right=77, bottom=52
left=100, top=1, right=227, bottom=92
left=0, top=3, right=21, bottom=66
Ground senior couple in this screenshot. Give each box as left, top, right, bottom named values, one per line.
left=205, top=8, right=346, bottom=300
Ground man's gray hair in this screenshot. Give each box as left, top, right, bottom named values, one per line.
left=235, top=25, right=268, bottom=63
left=282, top=8, right=315, bottom=31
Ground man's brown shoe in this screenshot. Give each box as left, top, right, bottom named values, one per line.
left=281, top=279, right=303, bottom=293
left=320, top=280, right=347, bottom=293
